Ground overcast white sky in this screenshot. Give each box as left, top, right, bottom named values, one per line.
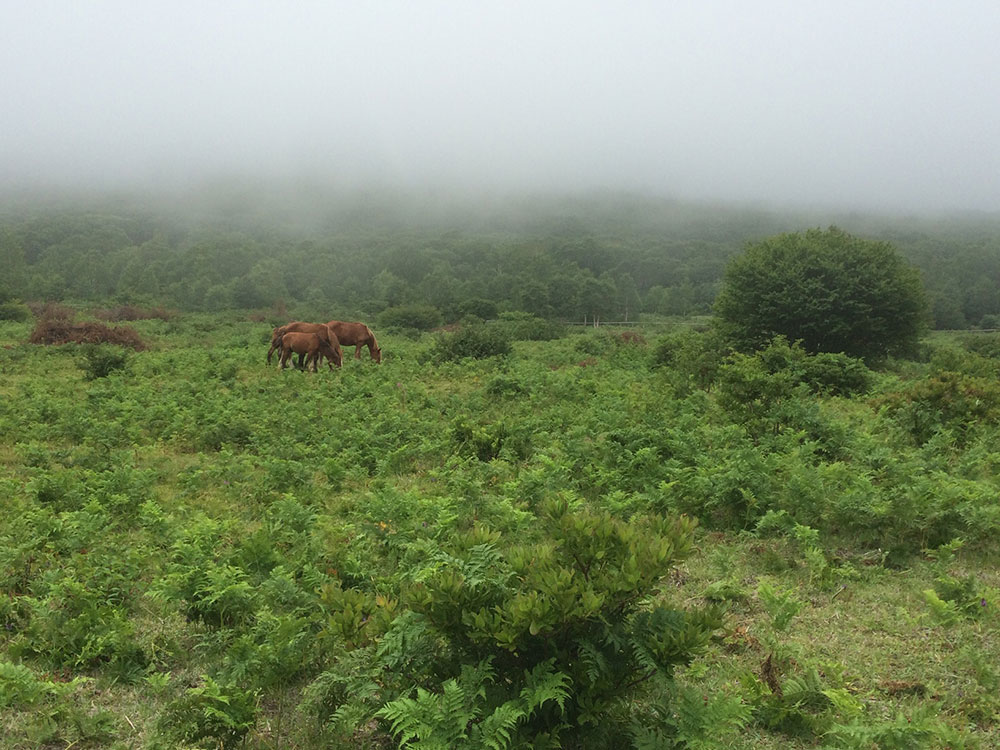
left=2, top=1, right=999, bottom=212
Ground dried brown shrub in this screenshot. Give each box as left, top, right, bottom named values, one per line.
left=27, top=302, right=76, bottom=321
left=619, top=331, right=647, bottom=346
left=95, top=305, right=174, bottom=322
left=29, top=319, right=146, bottom=350
left=248, top=300, right=288, bottom=323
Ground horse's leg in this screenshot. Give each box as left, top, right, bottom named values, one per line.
left=354, top=343, right=362, bottom=360
left=268, top=338, right=283, bottom=365
left=279, top=348, right=289, bottom=369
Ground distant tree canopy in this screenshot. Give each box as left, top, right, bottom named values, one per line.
left=714, top=227, right=929, bottom=361
left=1, top=192, right=998, bottom=329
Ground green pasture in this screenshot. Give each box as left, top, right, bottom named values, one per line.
left=0, top=315, right=998, bottom=749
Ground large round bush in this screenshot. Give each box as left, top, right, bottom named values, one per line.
left=714, top=227, right=928, bottom=362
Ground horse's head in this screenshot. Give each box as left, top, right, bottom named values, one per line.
left=373, top=346, right=382, bottom=364
left=321, top=338, right=343, bottom=369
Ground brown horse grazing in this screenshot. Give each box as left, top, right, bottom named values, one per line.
left=267, top=322, right=343, bottom=369
left=326, top=321, right=381, bottom=363
left=278, top=331, right=341, bottom=372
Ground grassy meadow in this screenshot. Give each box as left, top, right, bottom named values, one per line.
left=0, top=313, right=998, bottom=749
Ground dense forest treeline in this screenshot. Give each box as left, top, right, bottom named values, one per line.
left=2, top=187, right=1000, bottom=327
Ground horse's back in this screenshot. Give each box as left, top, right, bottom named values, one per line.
left=285, top=321, right=324, bottom=335
left=281, top=331, right=317, bottom=350
left=281, top=321, right=341, bottom=345
left=326, top=321, right=370, bottom=345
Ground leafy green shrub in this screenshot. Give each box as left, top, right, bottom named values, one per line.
left=712, top=340, right=871, bottom=448
left=728, top=337, right=872, bottom=396
left=452, top=297, right=498, bottom=320
left=923, top=540, right=994, bottom=625
left=452, top=418, right=531, bottom=462
left=378, top=658, right=570, bottom=750
left=876, top=371, right=1000, bottom=445
left=959, top=331, right=1000, bottom=360
left=24, top=704, right=117, bottom=748
left=924, top=342, right=1000, bottom=379
left=152, top=517, right=259, bottom=627
left=496, top=311, right=565, bottom=341
left=485, top=374, right=527, bottom=398
left=378, top=304, right=443, bottom=331
left=221, top=610, right=315, bottom=689
left=715, top=226, right=928, bottom=361
left=574, top=331, right=610, bottom=356
left=748, top=663, right=861, bottom=738
left=433, top=324, right=512, bottom=361
left=651, top=328, right=727, bottom=391
left=0, top=300, right=31, bottom=321
left=715, top=350, right=802, bottom=436
left=633, top=683, right=752, bottom=749
left=17, top=573, right=148, bottom=675
left=0, top=662, right=79, bottom=708
left=323, top=503, right=721, bottom=749
left=827, top=708, right=965, bottom=749
left=157, top=675, right=257, bottom=749
left=200, top=414, right=255, bottom=451
left=29, top=469, right=84, bottom=512
left=797, top=351, right=873, bottom=396
left=78, top=344, right=130, bottom=379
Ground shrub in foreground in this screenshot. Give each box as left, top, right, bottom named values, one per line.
left=315, top=501, right=721, bottom=748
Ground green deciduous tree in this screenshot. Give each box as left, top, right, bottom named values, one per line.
left=714, top=227, right=929, bottom=362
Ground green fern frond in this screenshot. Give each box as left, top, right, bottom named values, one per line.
left=458, top=657, right=495, bottom=702
left=520, top=659, right=571, bottom=714
left=378, top=694, right=426, bottom=746
left=441, top=679, right=474, bottom=737
left=577, top=639, right=609, bottom=684
left=781, top=666, right=831, bottom=712
left=476, top=700, right=527, bottom=750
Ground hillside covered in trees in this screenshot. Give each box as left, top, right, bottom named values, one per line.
left=2, top=187, right=1000, bottom=328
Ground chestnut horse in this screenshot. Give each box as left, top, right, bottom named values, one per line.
left=267, top=322, right=343, bottom=369
left=278, top=331, right=341, bottom=372
left=326, top=321, right=381, bottom=363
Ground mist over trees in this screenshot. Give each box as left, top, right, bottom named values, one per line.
left=1, top=188, right=999, bottom=329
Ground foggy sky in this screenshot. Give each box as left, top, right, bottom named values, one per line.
left=2, top=1, right=999, bottom=213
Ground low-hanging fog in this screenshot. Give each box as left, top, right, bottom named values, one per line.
left=2, top=1, right=999, bottom=214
